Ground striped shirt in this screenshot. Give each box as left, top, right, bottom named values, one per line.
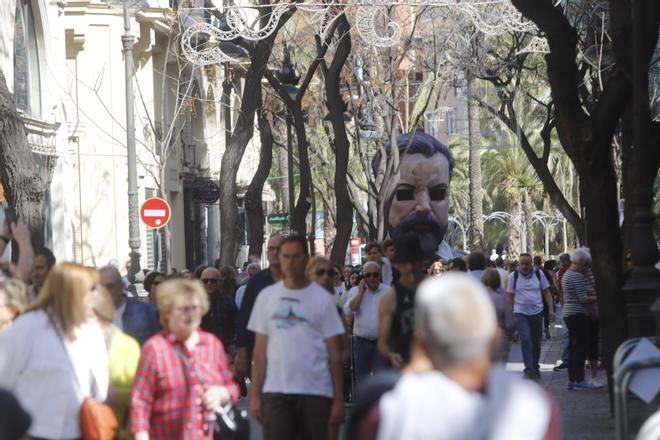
left=561, top=269, right=592, bottom=317
left=131, top=330, right=239, bottom=439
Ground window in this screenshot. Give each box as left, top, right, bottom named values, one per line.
left=13, top=0, right=41, bottom=116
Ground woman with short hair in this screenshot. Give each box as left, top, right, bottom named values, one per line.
left=481, top=268, right=515, bottom=362
left=131, top=279, right=239, bottom=440
left=0, top=263, right=108, bottom=439
left=0, top=277, right=29, bottom=332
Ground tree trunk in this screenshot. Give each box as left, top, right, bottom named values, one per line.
left=467, top=80, right=484, bottom=251
left=0, top=69, right=48, bottom=247
left=245, top=87, right=273, bottom=260
left=290, top=105, right=311, bottom=235
left=326, top=16, right=353, bottom=266
left=218, top=12, right=291, bottom=267
left=523, top=191, right=534, bottom=254
left=507, top=198, right=522, bottom=261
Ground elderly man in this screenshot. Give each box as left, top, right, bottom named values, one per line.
left=375, top=132, right=459, bottom=260
left=506, top=253, right=555, bottom=380
left=344, top=261, right=390, bottom=383
left=99, top=265, right=160, bottom=345
left=200, top=266, right=238, bottom=350
left=372, top=274, right=560, bottom=439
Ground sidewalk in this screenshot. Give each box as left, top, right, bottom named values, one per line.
left=507, top=323, right=615, bottom=439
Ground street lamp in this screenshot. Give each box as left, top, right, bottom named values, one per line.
left=277, top=45, right=299, bottom=221
left=108, top=0, right=147, bottom=282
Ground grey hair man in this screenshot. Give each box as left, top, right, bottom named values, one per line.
left=376, top=274, right=560, bottom=439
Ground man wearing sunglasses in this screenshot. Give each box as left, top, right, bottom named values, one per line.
left=374, top=132, right=459, bottom=260
left=343, top=261, right=390, bottom=384
left=200, top=266, right=238, bottom=350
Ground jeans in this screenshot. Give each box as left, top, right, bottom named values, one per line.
left=564, top=314, right=591, bottom=383
left=353, top=336, right=388, bottom=382
left=515, top=312, right=543, bottom=373
left=263, top=393, right=332, bottom=440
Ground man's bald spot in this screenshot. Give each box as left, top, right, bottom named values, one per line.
left=363, top=261, right=380, bottom=271
left=269, top=234, right=285, bottom=246
left=201, top=267, right=220, bottom=278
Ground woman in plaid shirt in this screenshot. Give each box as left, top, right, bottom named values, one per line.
left=131, top=279, right=239, bottom=440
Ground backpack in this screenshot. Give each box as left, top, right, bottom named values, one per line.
left=512, top=269, right=542, bottom=291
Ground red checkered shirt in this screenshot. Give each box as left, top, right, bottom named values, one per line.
left=131, top=330, right=239, bottom=439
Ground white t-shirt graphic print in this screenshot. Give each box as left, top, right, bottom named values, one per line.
left=247, top=281, right=345, bottom=398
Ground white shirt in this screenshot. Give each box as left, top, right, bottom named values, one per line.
left=113, top=301, right=127, bottom=330
left=378, top=369, right=552, bottom=440
left=343, top=283, right=389, bottom=339
left=235, top=284, right=247, bottom=309
left=381, top=257, right=393, bottom=285
left=507, top=270, right=550, bottom=315
left=0, top=310, right=109, bottom=439
left=247, top=281, right=345, bottom=398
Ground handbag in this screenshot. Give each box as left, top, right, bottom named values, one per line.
left=55, top=325, right=118, bottom=440
left=213, top=403, right=250, bottom=440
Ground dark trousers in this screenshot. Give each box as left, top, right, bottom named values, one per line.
left=564, top=314, right=591, bottom=383
left=353, top=336, right=388, bottom=382
left=263, top=393, right=331, bottom=440
left=514, top=312, right=543, bottom=373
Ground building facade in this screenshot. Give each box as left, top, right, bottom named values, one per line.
left=0, top=0, right=265, bottom=271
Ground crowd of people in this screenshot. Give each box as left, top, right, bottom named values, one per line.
left=0, top=210, right=605, bottom=440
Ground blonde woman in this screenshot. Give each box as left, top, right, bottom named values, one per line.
left=0, top=277, right=29, bottom=332
left=131, top=279, right=239, bottom=440
left=0, top=263, right=109, bottom=440
left=91, top=285, right=141, bottom=439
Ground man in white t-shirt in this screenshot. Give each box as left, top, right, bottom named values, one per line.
left=248, top=235, right=345, bottom=440
left=506, top=253, right=555, bottom=380
left=343, top=261, right=390, bottom=383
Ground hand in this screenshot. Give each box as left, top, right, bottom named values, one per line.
left=329, top=398, right=345, bottom=426
left=235, top=348, right=249, bottom=378
left=203, top=385, right=231, bottom=411
left=250, top=392, right=264, bottom=424
left=388, top=352, right=404, bottom=369
left=358, top=279, right=367, bottom=292
left=9, top=222, right=30, bottom=246
left=549, top=311, right=556, bottom=323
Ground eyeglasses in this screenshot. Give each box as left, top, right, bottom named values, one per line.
left=363, top=272, right=380, bottom=279
left=315, top=268, right=337, bottom=277
left=202, top=278, right=219, bottom=284
left=174, top=304, right=202, bottom=314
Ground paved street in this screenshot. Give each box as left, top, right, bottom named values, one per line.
left=507, top=324, right=615, bottom=439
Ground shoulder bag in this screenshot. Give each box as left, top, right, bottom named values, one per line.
left=55, top=325, right=118, bottom=440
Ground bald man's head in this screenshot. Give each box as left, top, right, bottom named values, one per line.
left=362, top=261, right=381, bottom=290
left=200, top=267, right=220, bottom=296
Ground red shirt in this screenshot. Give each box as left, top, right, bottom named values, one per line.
left=131, top=330, right=239, bottom=439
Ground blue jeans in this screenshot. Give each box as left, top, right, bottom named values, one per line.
left=353, top=336, right=388, bottom=382
left=515, top=312, right=543, bottom=373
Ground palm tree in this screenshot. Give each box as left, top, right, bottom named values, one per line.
left=483, top=146, right=542, bottom=259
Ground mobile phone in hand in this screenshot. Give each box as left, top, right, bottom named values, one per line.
left=4, top=208, right=16, bottom=226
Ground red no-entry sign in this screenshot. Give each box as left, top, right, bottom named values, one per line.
left=140, top=197, right=171, bottom=229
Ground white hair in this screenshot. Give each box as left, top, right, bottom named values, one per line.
left=415, top=273, right=497, bottom=363
left=247, top=262, right=261, bottom=271
left=570, top=247, right=591, bottom=265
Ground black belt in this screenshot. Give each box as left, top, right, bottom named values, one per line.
left=355, top=335, right=377, bottom=343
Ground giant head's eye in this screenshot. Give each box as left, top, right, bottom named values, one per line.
left=395, top=188, right=415, bottom=201
left=429, top=185, right=447, bottom=201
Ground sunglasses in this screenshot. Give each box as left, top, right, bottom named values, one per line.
left=315, top=268, right=337, bottom=277
left=202, top=278, right=219, bottom=284
left=363, top=272, right=380, bottom=279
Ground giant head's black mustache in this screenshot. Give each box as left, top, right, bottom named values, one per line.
left=390, top=213, right=448, bottom=257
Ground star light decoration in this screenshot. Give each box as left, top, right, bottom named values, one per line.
left=179, top=0, right=542, bottom=66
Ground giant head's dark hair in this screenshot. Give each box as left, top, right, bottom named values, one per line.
left=279, top=234, right=308, bottom=255
left=371, top=132, right=456, bottom=177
